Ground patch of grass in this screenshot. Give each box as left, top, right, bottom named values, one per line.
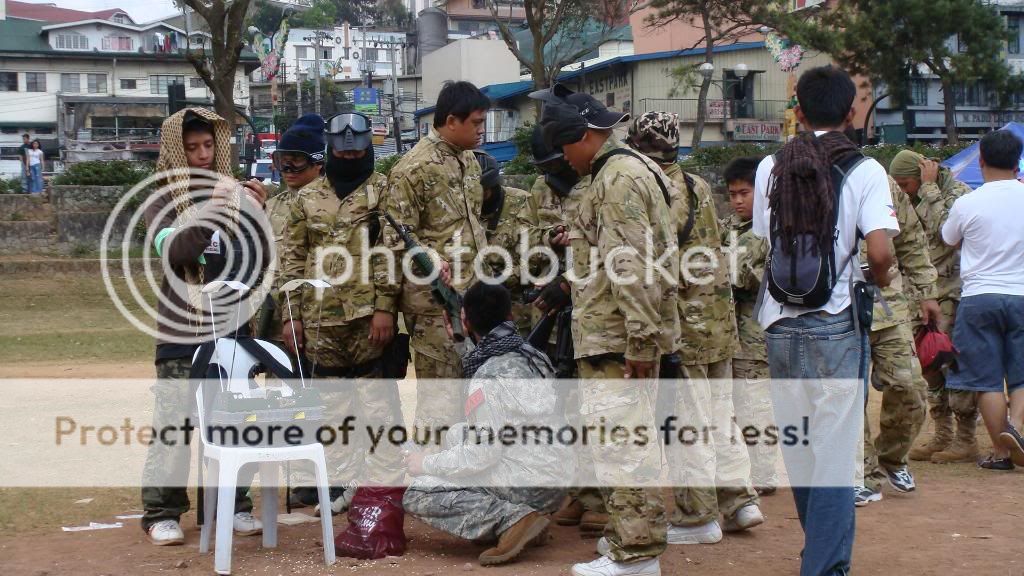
left=0, top=487, right=140, bottom=536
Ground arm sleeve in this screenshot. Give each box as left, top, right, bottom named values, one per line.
left=422, top=390, right=504, bottom=478
left=752, top=156, right=774, bottom=239
left=736, top=235, right=767, bottom=293
left=890, top=180, right=938, bottom=299
left=143, top=189, right=215, bottom=267
left=276, top=194, right=307, bottom=321
left=941, top=201, right=963, bottom=246
left=372, top=187, right=400, bottom=314
left=599, top=170, right=663, bottom=362
left=857, top=162, right=901, bottom=237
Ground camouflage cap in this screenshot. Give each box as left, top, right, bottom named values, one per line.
left=627, top=111, right=680, bottom=164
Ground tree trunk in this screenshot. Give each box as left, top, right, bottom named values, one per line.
left=691, top=5, right=715, bottom=150
left=532, top=26, right=547, bottom=118
left=940, top=75, right=959, bottom=145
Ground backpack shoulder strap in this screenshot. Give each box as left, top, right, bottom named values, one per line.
left=678, top=173, right=698, bottom=246
left=485, top=186, right=505, bottom=234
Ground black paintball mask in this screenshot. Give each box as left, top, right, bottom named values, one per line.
left=529, top=124, right=579, bottom=197
left=324, top=112, right=375, bottom=199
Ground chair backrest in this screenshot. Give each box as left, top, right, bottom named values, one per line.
left=194, top=384, right=211, bottom=448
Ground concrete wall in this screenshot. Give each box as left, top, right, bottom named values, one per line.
left=422, top=38, right=520, bottom=104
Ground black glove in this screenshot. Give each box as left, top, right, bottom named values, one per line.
left=536, top=275, right=571, bottom=312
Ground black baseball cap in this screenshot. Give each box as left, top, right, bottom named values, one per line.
left=529, top=83, right=630, bottom=130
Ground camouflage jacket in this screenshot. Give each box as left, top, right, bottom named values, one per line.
left=277, top=174, right=398, bottom=327
left=664, top=164, right=738, bottom=365
left=383, top=129, right=487, bottom=315
left=722, top=215, right=767, bottom=362
left=534, top=176, right=588, bottom=248
left=482, top=186, right=540, bottom=295
left=568, top=137, right=680, bottom=363
left=858, top=177, right=939, bottom=331
left=420, top=346, right=571, bottom=487
left=913, top=170, right=970, bottom=303
left=257, top=187, right=300, bottom=336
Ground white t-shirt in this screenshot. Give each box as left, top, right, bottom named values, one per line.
left=26, top=149, right=43, bottom=166
left=941, top=178, right=1024, bottom=297
left=753, top=139, right=900, bottom=329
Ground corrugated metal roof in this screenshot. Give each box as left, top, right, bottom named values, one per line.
left=6, top=0, right=127, bottom=24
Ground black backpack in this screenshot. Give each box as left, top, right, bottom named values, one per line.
left=764, top=151, right=867, bottom=309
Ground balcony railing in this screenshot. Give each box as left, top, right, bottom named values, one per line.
left=640, top=99, right=788, bottom=122
left=74, top=127, right=162, bottom=142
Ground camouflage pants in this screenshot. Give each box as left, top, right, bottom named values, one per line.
left=140, top=357, right=253, bottom=532
left=407, top=314, right=464, bottom=432
left=576, top=357, right=666, bottom=562
left=732, top=358, right=779, bottom=490
left=916, top=300, right=979, bottom=428
left=403, top=484, right=564, bottom=542
left=861, top=323, right=927, bottom=491
left=562, top=378, right=605, bottom=514
left=290, top=372, right=405, bottom=489
left=669, top=359, right=758, bottom=527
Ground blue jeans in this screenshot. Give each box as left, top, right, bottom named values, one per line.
left=29, top=164, right=42, bottom=193
left=765, top=308, right=865, bottom=576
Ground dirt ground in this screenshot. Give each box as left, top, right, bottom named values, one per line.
left=1, top=272, right=1022, bottom=575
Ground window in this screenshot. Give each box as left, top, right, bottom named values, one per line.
left=0, top=72, right=16, bottom=91
left=189, top=77, right=204, bottom=89
left=55, top=33, right=88, bottom=50
left=957, top=33, right=968, bottom=54
left=150, top=74, right=185, bottom=94
left=87, top=74, right=107, bottom=94
left=1010, top=16, right=1020, bottom=55
left=295, top=46, right=309, bottom=59
left=363, top=48, right=379, bottom=62
left=25, top=72, right=46, bottom=92
left=954, top=82, right=985, bottom=106
left=321, top=48, right=332, bottom=60
left=102, top=35, right=133, bottom=51
left=120, top=78, right=137, bottom=90
left=35, top=127, right=54, bottom=135
left=61, top=73, right=80, bottom=93
left=908, top=79, right=928, bottom=106
left=113, top=13, right=129, bottom=24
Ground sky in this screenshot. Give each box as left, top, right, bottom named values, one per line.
left=16, top=0, right=183, bottom=24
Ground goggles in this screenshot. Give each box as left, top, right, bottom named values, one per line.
left=271, top=150, right=319, bottom=173
left=326, top=113, right=372, bottom=135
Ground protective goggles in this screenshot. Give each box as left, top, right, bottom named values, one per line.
left=271, top=150, right=321, bottom=173
left=326, top=113, right=372, bottom=134
left=326, top=113, right=373, bottom=152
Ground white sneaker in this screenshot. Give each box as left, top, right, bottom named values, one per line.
left=722, top=504, right=765, bottom=532
left=313, top=492, right=352, bottom=517
left=233, top=511, right=263, bottom=536
left=597, top=537, right=611, bottom=556
left=571, top=555, right=661, bottom=576
left=666, top=520, right=723, bottom=544
left=147, top=519, right=185, bottom=546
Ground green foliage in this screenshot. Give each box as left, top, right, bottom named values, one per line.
left=375, top=153, right=403, bottom=176
left=0, top=178, right=24, bottom=194
left=51, top=161, right=151, bottom=187
left=502, top=124, right=538, bottom=175
left=679, top=142, right=782, bottom=169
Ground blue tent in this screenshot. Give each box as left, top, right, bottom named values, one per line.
left=941, top=121, right=1024, bottom=189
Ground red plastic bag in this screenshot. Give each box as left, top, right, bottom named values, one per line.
left=915, top=323, right=958, bottom=375
left=335, top=487, right=407, bottom=559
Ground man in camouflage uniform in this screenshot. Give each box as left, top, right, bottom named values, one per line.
left=720, top=156, right=778, bottom=494
left=535, top=86, right=677, bottom=576
left=627, top=112, right=761, bottom=546
left=474, top=150, right=541, bottom=336
left=384, top=81, right=489, bottom=433
left=278, top=112, right=403, bottom=511
left=403, top=282, right=567, bottom=566
left=259, top=114, right=325, bottom=351
left=890, top=151, right=978, bottom=464
left=527, top=125, right=608, bottom=535
left=854, top=175, right=939, bottom=505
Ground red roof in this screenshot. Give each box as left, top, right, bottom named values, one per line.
left=6, top=1, right=130, bottom=24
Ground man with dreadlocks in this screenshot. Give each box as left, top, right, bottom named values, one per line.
left=626, top=112, right=763, bottom=545
left=277, top=111, right=403, bottom=513
left=141, top=108, right=270, bottom=545
left=752, top=66, right=897, bottom=576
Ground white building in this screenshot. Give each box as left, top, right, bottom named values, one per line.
left=0, top=0, right=258, bottom=161
left=251, top=24, right=408, bottom=84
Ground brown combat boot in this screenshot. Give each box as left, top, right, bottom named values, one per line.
left=478, top=512, right=550, bottom=566
left=579, top=510, right=610, bottom=534
left=910, top=413, right=953, bottom=461
left=553, top=497, right=585, bottom=526
left=931, top=416, right=979, bottom=464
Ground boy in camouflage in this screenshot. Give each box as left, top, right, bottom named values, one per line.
left=627, top=112, right=762, bottom=546
left=890, top=151, right=979, bottom=464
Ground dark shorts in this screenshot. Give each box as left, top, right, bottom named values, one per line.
left=947, top=293, right=1024, bottom=393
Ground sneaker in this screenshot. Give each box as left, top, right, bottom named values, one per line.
left=666, top=520, right=722, bottom=545
left=314, top=488, right=353, bottom=517
left=597, top=536, right=611, bottom=557
left=147, top=519, right=184, bottom=546
left=571, top=555, right=661, bottom=576
left=233, top=512, right=263, bottom=536
left=885, top=466, right=916, bottom=493
left=853, top=486, right=882, bottom=507
left=999, top=425, right=1024, bottom=467
left=978, top=454, right=1015, bottom=471
left=722, top=504, right=764, bottom=533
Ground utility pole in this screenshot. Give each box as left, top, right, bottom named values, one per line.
left=304, top=30, right=331, bottom=115
left=295, top=56, right=303, bottom=116
left=387, top=43, right=403, bottom=153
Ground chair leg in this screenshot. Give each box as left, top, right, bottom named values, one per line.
left=214, top=455, right=238, bottom=575
left=312, top=452, right=336, bottom=566
left=200, top=458, right=219, bottom=554
left=259, top=462, right=278, bottom=549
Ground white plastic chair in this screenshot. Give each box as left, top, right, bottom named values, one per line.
left=195, top=382, right=335, bottom=575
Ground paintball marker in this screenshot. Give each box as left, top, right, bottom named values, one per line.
left=381, top=210, right=464, bottom=342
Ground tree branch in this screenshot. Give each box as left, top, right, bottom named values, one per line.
left=485, top=0, right=529, bottom=65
